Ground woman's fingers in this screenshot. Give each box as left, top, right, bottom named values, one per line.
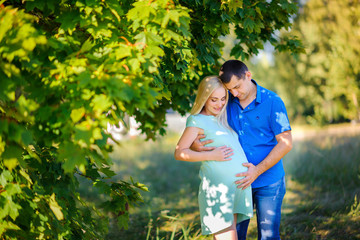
left=219, top=146, right=233, bottom=151
left=224, top=147, right=233, bottom=154
left=223, top=147, right=233, bottom=161
left=214, top=146, right=234, bottom=161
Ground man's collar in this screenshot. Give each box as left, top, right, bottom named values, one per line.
left=252, top=79, right=262, bottom=104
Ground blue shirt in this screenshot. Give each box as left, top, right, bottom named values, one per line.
left=226, top=80, right=291, bottom=188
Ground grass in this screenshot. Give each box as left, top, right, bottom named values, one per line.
left=281, top=127, right=360, bottom=240
left=79, top=124, right=360, bottom=240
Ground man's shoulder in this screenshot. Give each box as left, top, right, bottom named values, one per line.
left=258, top=85, right=283, bottom=103
left=258, top=85, right=277, bottom=96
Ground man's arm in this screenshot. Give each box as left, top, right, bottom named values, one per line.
left=235, top=130, right=293, bottom=189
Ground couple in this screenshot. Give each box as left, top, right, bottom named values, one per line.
left=175, top=60, right=293, bottom=240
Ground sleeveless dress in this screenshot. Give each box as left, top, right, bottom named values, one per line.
left=186, top=114, right=253, bottom=235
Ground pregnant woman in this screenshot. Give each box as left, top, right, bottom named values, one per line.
left=174, top=76, right=253, bottom=240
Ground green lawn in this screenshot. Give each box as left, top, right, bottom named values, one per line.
left=79, top=124, right=360, bottom=240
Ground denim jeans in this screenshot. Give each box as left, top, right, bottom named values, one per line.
left=237, top=176, right=286, bottom=240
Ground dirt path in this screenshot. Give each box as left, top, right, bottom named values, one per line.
left=292, top=123, right=360, bottom=141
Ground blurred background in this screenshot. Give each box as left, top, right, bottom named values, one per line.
left=79, top=0, right=360, bottom=239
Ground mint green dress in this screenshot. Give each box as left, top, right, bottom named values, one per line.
left=186, top=114, right=253, bottom=235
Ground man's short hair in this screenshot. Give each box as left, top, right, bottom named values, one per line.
left=219, top=60, right=248, bottom=83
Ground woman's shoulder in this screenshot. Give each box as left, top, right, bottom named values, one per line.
left=186, top=114, right=218, bottom=128
left=186, top=114, right=201, bottom=127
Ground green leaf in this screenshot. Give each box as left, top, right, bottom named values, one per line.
left=92, top=94, right=112, bottom=112
left=8, top=202, right=21, bottom=220
left=115, top=45, right=131, bottom=60
left=243, top=18, right=255, bottom=33
left=0, top=221, right=20, bottom=236
left=79, top=38, right=95, bottom=53
left=19, top=169, right=33, bottom=185
left=0, top=170, right=13, bottom=186
left=59, top=143, right=87, bottom=173
left=117, top=213, right=129, bottom=230
left=2, top=145, right=23, bottom=171
left=93, top=180, right=111, bottom=194
left=5, top=183, right=21, bottom=196
left=58, top=11, right=80, bottom=31
left=70, top=107, right=86, bottom=123
left=21, top=130, right=33, bottom=145
left=221, top=0, right=243, bottom=13
left=99, top=167, right=116, bottom=177
left=133, top=182, right=149, bottom=192
left=49, top=193, right=64, bottom=220
left=3, top=159, right=18, bottom=172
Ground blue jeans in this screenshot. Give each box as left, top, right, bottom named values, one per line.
left=237, top=176, right=286, bottom=240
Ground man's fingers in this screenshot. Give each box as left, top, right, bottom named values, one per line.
left=201, top=139, right=214, bottom=146
left=235, top=177, right=251, bottom=189
left=238, top=182, right=250, bottom=190
left=242, top=162, right=251, bottom=168
left=235, top=177, right=246, bottom=185
left=197, top=134, right=206, bottom=140
left=235, top=172, right=246, bottom=177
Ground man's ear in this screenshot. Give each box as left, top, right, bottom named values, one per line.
left=246, top=71, right=252, bottom=79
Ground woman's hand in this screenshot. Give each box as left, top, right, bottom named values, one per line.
left=211, top=146, right=234, bottom=161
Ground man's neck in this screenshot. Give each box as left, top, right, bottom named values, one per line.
left=239, top=82, right=257, bottom=109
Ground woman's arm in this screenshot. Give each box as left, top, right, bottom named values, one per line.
left=174, top=127, right=233, bottom=162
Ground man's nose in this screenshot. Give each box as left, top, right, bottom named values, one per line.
left=230, top=89, right=237, bottom=96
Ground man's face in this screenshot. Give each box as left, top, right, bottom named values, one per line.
left=224, top=72, right=253, bottom=101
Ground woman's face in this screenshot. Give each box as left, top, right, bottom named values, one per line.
left=203, top=87, right=226, bottom=116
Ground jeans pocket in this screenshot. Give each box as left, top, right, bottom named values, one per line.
left=258, top=177, right=286, bottom=198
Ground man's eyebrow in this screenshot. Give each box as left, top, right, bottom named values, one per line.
left=228, top=84, right=238, bottom=89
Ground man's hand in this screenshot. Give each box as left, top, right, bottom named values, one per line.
left=190, top=134, right=215, bottom=152
left=235, top=163, right=260, bottom=190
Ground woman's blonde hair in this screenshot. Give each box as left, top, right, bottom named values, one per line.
left=190, top=75, right=231, bottom=129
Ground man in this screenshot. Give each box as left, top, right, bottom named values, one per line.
left=192, top=60, right=292, bottom=239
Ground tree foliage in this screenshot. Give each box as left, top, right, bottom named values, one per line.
left=0, top=0, right=301, bottom=238
left=271, top=0, right=360, bottom=124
